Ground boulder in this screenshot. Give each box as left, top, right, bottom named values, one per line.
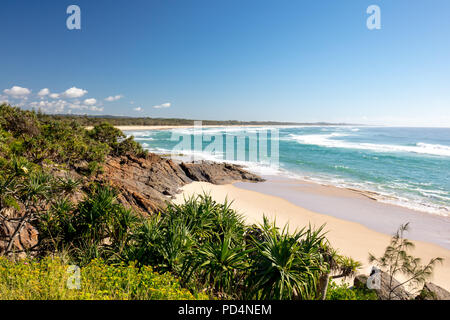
left=416, top=283, right=450, bottom=300
left=353, top=274, right=369, bottom=289
left=0, top=215, right=39, bottom=257
left=97, top=154, right=263, bottom=215
left=354, top=271, right=411, bottom=300
left=180, top=161, right=263, bottom=184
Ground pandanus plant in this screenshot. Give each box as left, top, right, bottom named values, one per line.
left=182, top=233, right=252, bottom=298
left=245, top=217, right=361, bottom=300
left=245, top=217, right=326, bottom=300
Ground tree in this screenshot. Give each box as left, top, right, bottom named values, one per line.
left=317, top=247, right=361, bottom=300
left=369, top=223, right=443, bottom=300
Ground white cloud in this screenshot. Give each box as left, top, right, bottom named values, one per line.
left=38, top=88, right=50, bottom=97
left=6, top=85, right=107, bottom=115
left=84, top=98, right=97, bottom=106
left=63, top=87, right=88, bottom=98
left=29, top=100, right=67, bottom=114
left=0, top=95, right=9, bottom=104
left=105, top=95, right=123, bottom=102
left=90, top=106, right=104, bottom=112
left=67, top=103, right=85, bottom=110
left=3, top=86, right=31, bottom=97
left=153, top=102, right=171, bottom=109
left=133, top=107, right=142, bottom=112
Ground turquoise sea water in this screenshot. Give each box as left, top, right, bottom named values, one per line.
left=125, top=126, right=450, bottom=217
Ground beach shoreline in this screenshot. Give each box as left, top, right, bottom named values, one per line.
left=121, top=125, right=450, bottom=218
left=86, top=124, right=300, bottom=131
left=174, top=180, right=450, bottom=291
left=235, top=176, right=450, bottom=250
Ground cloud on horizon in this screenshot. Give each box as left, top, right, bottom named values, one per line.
left=38, top=88, right=50, bottom=97
left=0, top=95, right=9, bottom=104
left=27, top=98, right=104, bottom=114
left=153, top=102, right=171, bottom=109
left=3, top=86, right=31, bottom=97
left=105, top=95, right=123, bottom=102
left=2, top=85, right=118, bottom=115
left=63, top=87, right=88, bottom=99
left=84, top=98, right=97, bottom=106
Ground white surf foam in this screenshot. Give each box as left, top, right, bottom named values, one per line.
left=287, top=133, right=450, bottom=157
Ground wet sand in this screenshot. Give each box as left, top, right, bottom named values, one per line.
left=235, top=177, right=450, bottom=250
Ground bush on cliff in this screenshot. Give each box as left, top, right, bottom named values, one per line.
left=87, top=122, right=146, bottom=157
left=0, top=104, right=146, bottom=169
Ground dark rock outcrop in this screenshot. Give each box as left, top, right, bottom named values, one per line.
left=97, top=154, right=263, bottom=214
left=353, top=274, right=369, bottom=289
left=416, top=282, right=450, bottom=300
left=180, top=162, right=263, bottom=184
left=0, top=153, right=263, bottom=256
left=354, top=271, right=411, bottom=300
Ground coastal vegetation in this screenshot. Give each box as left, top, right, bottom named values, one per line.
left=0, top=257, right=202, bottom=300
left=0, top=104, right=442, bottom=300
left=369, top=223, right=443, bottom=299
left=37, top=112, right=350, bottom=127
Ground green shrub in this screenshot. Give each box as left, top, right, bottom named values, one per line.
left=86, top=161, right=103, bottom=176
left=326, top=281, right=378, bottom=300
left=245, top=218, right=325, bottom=300
left=0, top=104, right=143, bottom=170
left=88, top=122, right=146, bottom=157
left=0, top=257, right=207, bottom=300
left=183, top=234, right=252, bottom=298
left=122, top=194, right=363, bottom=300
left=0, top=104, right=41, bottom=137
left=38, top=184, right=139, bottom=265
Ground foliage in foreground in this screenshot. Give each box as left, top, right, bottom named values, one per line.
left=369, top=223, right=443, bottom=299
left=0, top=257, right=205, bottom=300
left=326, top=281, right=378, bottom=300
left=35, top=185, right=364, bottom=300
left=123, top=194, right=361, bottom=300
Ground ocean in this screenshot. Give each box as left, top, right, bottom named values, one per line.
left=125, top=126, right=450, bottom=217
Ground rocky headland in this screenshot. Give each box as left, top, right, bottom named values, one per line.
left=0, top=152, right=263, bottom=256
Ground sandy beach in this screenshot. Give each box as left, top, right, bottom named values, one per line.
left=174, top=180, right=450, bottom=291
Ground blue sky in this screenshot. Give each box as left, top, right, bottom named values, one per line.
left=0, top=0, right=449, bottom=126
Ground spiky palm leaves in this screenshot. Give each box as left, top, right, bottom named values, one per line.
left=38, top=183, right=139, bottom=265
left=183, top=234, right=251, bottom=298
left=70, top=185, right=139, bottom=263
left=128, top=194, right=360, bottom=300
left=130, top=194, right=245, bottom=269
left=245, top=218, right=327, bottom=300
